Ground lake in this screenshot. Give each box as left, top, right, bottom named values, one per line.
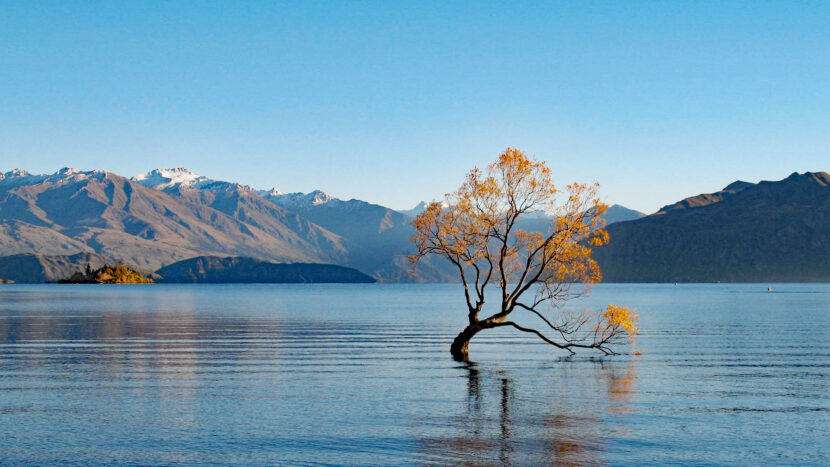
left=0, top=283, right=827, bottom=465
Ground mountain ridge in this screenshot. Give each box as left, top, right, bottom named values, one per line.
left=1, top=165, right=730, bottom=282
left=0, top=168, right=340, bottom=271
left=593, top=171, right=830, bottom=282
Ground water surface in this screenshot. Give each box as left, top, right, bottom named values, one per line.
left=0, top=283, right=827, bottom=465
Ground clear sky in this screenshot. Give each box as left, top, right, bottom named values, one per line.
left=2, top=1, right=828, bottom=213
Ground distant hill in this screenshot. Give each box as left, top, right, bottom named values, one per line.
left=155, top=256, right=376, bottom=283
left=593, top=172, right=830, bottom=282
left=604, top=204, right=646, bottom=224
left=0, top=252, right=122, bottom=283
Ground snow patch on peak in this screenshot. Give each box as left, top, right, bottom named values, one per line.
left=133, top=168, right=207, bottom=189
left=398, top=200, right=449, bottom=217
left=7, top=168, right=31, bottom=178
left=0, top=168, right=49, bottom=187
left=50, top=167, right=105, bottom=182
left=307, top=190, right=333, bottom=206
left=133, top=168, right=260, bottom=195
left=262, top=189, right=339, bottom=210
left=259, top=187, right=284, bottom=198
left=49, top=167, right=101, bottom=182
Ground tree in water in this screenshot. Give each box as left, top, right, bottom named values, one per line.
left=411, top=148, right=638, bottom=361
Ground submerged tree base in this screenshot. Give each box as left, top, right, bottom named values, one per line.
left=450, top=324, right=484, bottom=362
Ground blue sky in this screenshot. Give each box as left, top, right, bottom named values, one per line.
left=2, top=1, right=828, bottom=213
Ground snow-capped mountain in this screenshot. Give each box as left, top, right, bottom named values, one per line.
left=132, top=168, right=208, bottom=190
left=397, top=201, right=429, bottom=218
left=260, top=187, right=284, bottom=198
left=260, top=189, right=335, bottom=209
left=133, top=169, right=450, bottom=280
left=0, top=168, right=39, bottom=184
left=132, top=168, right=258, bottom=195
left=257, top=187, right=458, bottom=281
left=0, top=166, right=463, bottom=281
left=0, top=167, right=355, bottom=272
left=0, top=167, right=103, bottom=188
left=131, top=169, right=351, bottom=267
left=398, top=200, right=450, bottom=218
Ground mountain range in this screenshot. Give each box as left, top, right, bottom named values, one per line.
left=593, top=171, right=830, bottom=282
left=0, top=166, right=646, bottom=282
left=10, top=166, right=826, bottom=283
left=0, top=168, right=340, bottom=271
left=0, top=168, right=475, bottom=281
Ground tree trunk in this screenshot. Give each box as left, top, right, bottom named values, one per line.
left=450, top=322, right=485, bottom=361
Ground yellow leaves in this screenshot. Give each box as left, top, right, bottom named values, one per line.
left=411, top=148, right=615, bottom=285
left=411, top=146, right=620, bottom=308
left=411, top=147, right=640, bottom=356
left=603, top=305, right=639, bottom=340
left=515, top=229, right=544, bottom=252
left=592, top=197, right=608, bottom=215
left=589, top=228, right=610, bottom=247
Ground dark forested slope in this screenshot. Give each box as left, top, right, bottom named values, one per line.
left=593, top=172, right=830, bottom=282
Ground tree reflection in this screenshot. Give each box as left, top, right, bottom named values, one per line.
left=605, top=357, right=638, bottom=414
left=420, top=358, right=639, bottom=465
left=498, top=376, right=514, bottom=465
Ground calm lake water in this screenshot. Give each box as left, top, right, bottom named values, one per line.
left=0, top=283, right=827, bottom=465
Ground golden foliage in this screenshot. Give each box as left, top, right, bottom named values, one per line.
left=411, top=148, right=609, bottom=282
left=411, top=147, right=637, bottom=356
left=602, top=305, right=639, bottom=340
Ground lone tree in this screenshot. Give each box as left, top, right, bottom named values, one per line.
left=411, top=148, right=637, bottom=361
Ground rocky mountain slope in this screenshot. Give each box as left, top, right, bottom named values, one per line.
left=132, top=169, right=350, bottom=265
left=0, top=168, right=341, bottom=271
left=260, top=190, right=455, bottom=281
left=593, top=172, right=830, bottom=282
left=135, top=169, right=456, bottom=281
